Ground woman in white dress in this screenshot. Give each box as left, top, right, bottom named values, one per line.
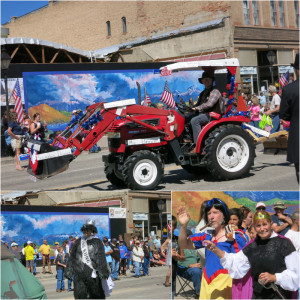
left=203, top=210, right=299, bottom=299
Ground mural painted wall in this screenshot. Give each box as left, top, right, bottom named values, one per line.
left=1, top=210, right=110, bottom=250
left=23, top=69, right=205, bottom=132
left=172, top=191, right=299, bottom=230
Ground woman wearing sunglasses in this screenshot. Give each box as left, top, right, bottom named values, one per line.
left=177, top=198, right=248, bottom=299
left=203, top=210, right=299, bottom=299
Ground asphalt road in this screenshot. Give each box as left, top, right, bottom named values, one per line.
left=1, top=144, right=298, bottom=192
left=35, top=265, right=171, bottom=299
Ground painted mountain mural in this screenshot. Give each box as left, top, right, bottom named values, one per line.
left=28, top=104, right=71, bottom=124
left=23, top=69, right=205, bottom=131
left=172, top=191, right=299, bottom=229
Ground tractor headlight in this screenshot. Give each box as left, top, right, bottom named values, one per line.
left=107, top=132, right=121, bottom=139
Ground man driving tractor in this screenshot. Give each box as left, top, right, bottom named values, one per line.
left=190, top=70, right=224, bottom=153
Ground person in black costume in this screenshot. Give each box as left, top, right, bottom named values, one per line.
left=203, top=210, right=299, bottom=299
left=65, top=222, right=110, bottom=299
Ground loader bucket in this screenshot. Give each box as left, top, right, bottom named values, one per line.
left=26, top=139, right=74, bottom=180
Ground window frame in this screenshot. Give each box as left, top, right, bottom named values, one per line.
left=122, top=16, right=127, bottom=33
left=106, top=20, right=111, bottom=37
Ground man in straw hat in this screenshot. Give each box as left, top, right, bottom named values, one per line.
left=271, top=201, right=292, bottom=236
left=279, top=53, right=299, bottom=184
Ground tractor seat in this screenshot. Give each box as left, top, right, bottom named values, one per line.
left=209, top=112, right=222, bottom=120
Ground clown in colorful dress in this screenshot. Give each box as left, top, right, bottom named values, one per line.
left=177, top=198, right=248, bottom=299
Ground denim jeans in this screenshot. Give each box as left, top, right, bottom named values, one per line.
left=270, top=114, right=280, bottom=133
left=33, top=259, right=37, bottom=275
left=111, top=259, right=120, bottom=279
left=68, top=275, right=74, bottom=291
left=127, top=258, right=131, bottom=270
left=143, top=257, right=150, bottom=275
left=177, top=266, right=203, bottom=296
left=134, top=261, right=141, bottom=276
left=89, top=144, right=98, bottom=152
left=56, top=269, right=65, bottom=290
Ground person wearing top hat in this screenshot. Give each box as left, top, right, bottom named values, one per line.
left=279, top=53, right=299, bottom=184
left=271, top=201, right=293, bottom=236
left=189, top=71, right=224, bottom=153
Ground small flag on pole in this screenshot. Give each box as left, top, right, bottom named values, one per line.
left=279, top=71, right=289, bottom=88
left=144, top=87, right=151, bottom=106
left=160, top=80, right=175, bottom=109
left=13, top=79, right=24, bottom=124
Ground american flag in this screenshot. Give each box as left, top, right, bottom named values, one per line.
left=144, top=87, right=151, bottom=106
left=167, top=222, right=172, bottom=232
left=160, top=80, right=175, bottom=109
left=279, top=71, right=289, bottom=88
left=13, top=79, right=24, bottom=124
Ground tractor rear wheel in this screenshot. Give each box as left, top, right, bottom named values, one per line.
left=123, top=150, right=163, bottom=190
left=104, top=163, right=126, bottom=188
left=203, top=124, right=255, bottom=180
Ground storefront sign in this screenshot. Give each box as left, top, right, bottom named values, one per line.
left=109, top=207, right=126, bottom=218
left=240, top=67, right=257, bottom=75
left=279, top=66, right=294, bottom=74
left=133, top=213, right=148, bottom=221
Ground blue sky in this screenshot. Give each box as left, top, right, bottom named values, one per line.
left=1, top=1, right=48, bottom=25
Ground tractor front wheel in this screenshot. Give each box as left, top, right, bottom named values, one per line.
left=123, top=150, right=164, bottom=190
left=203, top=125, right=255, bottom=180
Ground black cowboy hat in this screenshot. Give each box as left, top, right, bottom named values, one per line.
left=291, top=53, right=299, bottom=70
left=198, top=71, right=215, bottom=84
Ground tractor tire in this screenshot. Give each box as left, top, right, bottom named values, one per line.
left=181, top=165, right=206, bottom=175
left=104, top=163, right=126, bottom=188
left=203, top=124, right=255, bottom=180
left=122, top=150, right=164, bottom=190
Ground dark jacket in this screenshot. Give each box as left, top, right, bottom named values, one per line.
left=142, top=244, right=151, bottom=258
left=279, top=79, right=299, bottom=163
left=110, top=243, right=121, bottom=260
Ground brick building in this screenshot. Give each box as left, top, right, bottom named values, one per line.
left=2, top=0, right=299, bottom=93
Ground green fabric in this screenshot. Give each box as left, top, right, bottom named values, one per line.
left=1, top=258, right=47, bottom=299
left=259, top=114, right=273, bottom=130
left=178, top=249, right=198, bottom=268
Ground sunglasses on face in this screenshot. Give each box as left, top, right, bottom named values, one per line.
left=256, top=207, right=266, bottom=210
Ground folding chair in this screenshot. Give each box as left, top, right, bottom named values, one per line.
left=175, top=269, right=196, bottom=299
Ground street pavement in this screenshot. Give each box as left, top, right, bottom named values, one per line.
left=1, top=144, right=298, bottom=192
left=34, top=265, right=171, bottom=299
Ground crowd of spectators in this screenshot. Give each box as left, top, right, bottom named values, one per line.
left=173, top=200, right=299, bottom=299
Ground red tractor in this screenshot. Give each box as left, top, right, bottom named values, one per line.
left=26, top=58, right=255, bottom=190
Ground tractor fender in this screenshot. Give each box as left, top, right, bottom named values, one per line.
left=195, top=116, right=250, bottom=152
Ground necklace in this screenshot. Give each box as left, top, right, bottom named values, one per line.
left=212, top=231, right=226, bottom=244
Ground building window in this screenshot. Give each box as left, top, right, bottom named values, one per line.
left=122, top=17, right=127, bottom=33
left=252, top=0, right=259, bottom=25
left=278, top=0, right=285, bottom=27
left=243, top=0, right=251, bottom=25
left=270, top=0, right=277, bottom=26
left=106, top=21, right=111, bottom=36
left=295, top=0, right=299, bottom=28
